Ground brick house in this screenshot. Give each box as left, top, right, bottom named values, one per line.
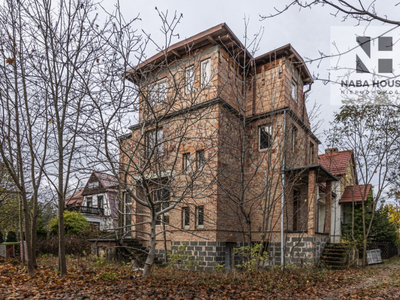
left=66, top=171, right=119, bottom=230
left=319, top=148, right=372, bottom=243
left=119, top=23, right=339, bottom=269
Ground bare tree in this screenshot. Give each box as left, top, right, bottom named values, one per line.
left=326, top=104, right=400, bottom=266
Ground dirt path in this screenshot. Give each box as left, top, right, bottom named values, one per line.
left=320, top=258, right=400, bottom=299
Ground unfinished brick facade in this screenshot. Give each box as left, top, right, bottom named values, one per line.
left=119, top=23, right=337, bottom=269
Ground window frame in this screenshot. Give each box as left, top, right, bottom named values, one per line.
left=196, top=205, right=204, bottom=228
left=183, top=152, right=191, bottom=173
left=146, top=128, right=163, bottom=158
left=259, top=124, right=272, bottom=151
left=196, top=149, right=205, bottom=170
left=291, top=80, right=298, bottom=102
left=125, top=193, right=132, bottom=227
left=309, top=142, right=314, bottom=164
left=149, top=78, right=167, bottom=105
left=152, top=188, right=170, bottom=225
left=182, top=207, right=190, bottom=228
left=97, top=195, right=104, bottom=209
left=200, top=58, right=211, bottom=88
left=185, top=65, right=195, bottom=94
left=86, top=197, right=93, bottom=208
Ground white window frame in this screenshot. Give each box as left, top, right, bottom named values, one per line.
left=183, top=152, right=191, bottom=173
left=149, top=78, right=167, bottom=104
left=196, top=149, right=205, bottom=170
left=259, top=124, right=272, bottom=151
left=185, top=65, right=194, bottom=94
left=291, top=80, right=298, bottom=102
left=146, top=128, right=163, bottom=157
left=200, top=59, right=211, bottom=88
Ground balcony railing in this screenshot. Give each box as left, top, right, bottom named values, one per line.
left=66, top=206, right=105, bottom=216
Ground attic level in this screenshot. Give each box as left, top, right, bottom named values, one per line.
left=125, top=23, right=313, bottom=126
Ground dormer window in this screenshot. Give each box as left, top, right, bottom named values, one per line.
left=88, top=181, right=99, bottom=189
left=291, top=80, right=298, bottom=102
left=201, top=59, right=211, bottom=88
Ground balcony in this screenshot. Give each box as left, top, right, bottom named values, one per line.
left=67, top=206, right=105, bottom=216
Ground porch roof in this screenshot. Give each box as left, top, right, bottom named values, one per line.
left=285, top=164, right=339, bottom=183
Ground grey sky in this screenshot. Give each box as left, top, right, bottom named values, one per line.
left=109, top=0, right=398, bottom=150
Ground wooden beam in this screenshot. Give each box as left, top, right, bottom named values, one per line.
left=171, top=50, right=181, bottom=58
left=206, top=35, right=217, bottom=45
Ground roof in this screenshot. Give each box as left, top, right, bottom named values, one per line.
left=319, top=150, right=353, bottom=176
left=94, top=171, right=118, bottom=188
left=339, top=184, right=372, bottom=204
left=65, top=188, right=84, bottom=207
left=125, top=23, right=312, bottom=84
left=285, top=164, right=339, bottom=183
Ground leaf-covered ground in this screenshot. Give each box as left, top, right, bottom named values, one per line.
left=1, top=256, right=400, bottom=299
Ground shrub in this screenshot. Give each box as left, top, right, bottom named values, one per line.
left=6, top=231, right=17, bottom=242
left=36, top=234, right=91, bottom=256
left=49, top=211, right=89, bottom=236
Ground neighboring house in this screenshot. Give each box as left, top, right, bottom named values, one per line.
left=66, top=171, right=119, bottom=230
left=120, top=23, right=339, bottom=268
left=319, top=148, right=372, bottom=242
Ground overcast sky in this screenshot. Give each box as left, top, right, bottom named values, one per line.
left=107, top=0, right=398, bottom=151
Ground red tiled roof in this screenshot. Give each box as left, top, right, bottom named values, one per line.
left=339, top=184, right=372, bottom=203
left=65, top=188, right=84, bottom=207
left=319, top=150, right=353, bottom=176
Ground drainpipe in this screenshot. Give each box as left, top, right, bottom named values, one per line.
left=281, top=109, right=287, bottom=267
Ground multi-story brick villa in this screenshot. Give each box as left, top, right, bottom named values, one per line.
left=119, top=23, right=340, bottom=269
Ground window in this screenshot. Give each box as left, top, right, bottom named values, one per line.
left=259, top=124, right=272, bottom=150
left=183, top=153, right=191, bottom=173
left=125, top=193, right=132, bottom=227
left=87, top=197, right=92, bottom=208
left=88, top=181, right=99, bottom=189
left=293, top=190, right=300, bottom=231
left=183, top=207, right=190, bottom=227
left=291, top=80, right=298, bottom=102
left=97, top=195, right=104, bottom=209
left=149, top=79, right=167, bottom=104
left=291, top=126, right=297, bottom=152
left=196, top=150, right=205, bottom=170
left=201, top=59, right=211, bottom=87
left=185, top=65, right=194, bottom=94
left=196, top=206, right=204, bottom=227
left=309, top=142, right=314, bottom=164
left=152, top=188, right=170, bottom=225
left=146, top=129, right=163, bottom=157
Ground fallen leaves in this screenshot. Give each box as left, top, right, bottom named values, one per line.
left=1, top=256, right=400, bottom=299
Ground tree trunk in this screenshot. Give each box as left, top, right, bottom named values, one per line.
left=143, top=219, right=156, bottom=277
left=18, top=193, right=25, bottom=265
left=362, top=239, right=367, bottom=268
left=21, top=195, right=34, bottom=274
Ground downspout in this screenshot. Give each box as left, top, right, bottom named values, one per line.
left=281, top=109, right=287, bottom=267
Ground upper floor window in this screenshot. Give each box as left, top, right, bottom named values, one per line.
left=259, top=124, right=272, bottom=151
left=183, top=207, right=190, bottom=228
left=309, top=142, right=314, bottom=164
left=87, top=197, right=93, bottom=208
left=291, top=80, right=298, bottom=102
left=196, top=205, right=204, bottom=227
left=292, top=126, right=297, bottom=152
left=88, top=181, right=99, bottom=189
left=185, top=65, right=194, bottom=94
left=149, top=78, right=167, bottom=104
left=146, top=129, right=163, bottom=157
left=183, top=152, right=191, bottom=173
left=201, top=59, right=211, bottom=88
left=196, top=149, right=205, bottom=170
left=97, top=195, right=103, bottom=209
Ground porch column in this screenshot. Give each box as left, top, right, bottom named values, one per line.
left=307, top=170, right=316, bottom=235
left=325, top=181, right=332, bottom=236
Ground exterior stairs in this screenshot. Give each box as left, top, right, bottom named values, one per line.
left=319, top=243, right=353, bottom=269
left=120, top=238, right=161, bottom=266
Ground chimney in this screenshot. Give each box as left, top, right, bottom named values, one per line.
left=325, top=148, right=338, bottom=154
